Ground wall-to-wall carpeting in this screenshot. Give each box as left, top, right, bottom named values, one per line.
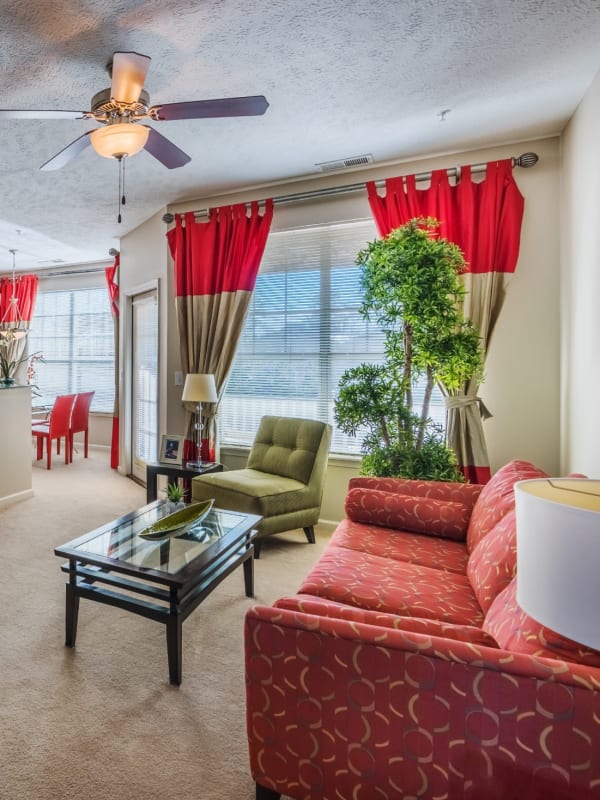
left=0, top=449, right=331, bottom=800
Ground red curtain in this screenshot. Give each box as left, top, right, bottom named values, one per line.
left=167, top=200, right=273, bottom=463
left=0, top=274, right=38, bottom=322
left=366, top=160, right=525, bottom=483
left=105, top=254, right=120, bottom=470
left=367, top=161, right=523, bottom=274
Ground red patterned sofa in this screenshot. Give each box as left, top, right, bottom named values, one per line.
left=244, top=460, right=600, bottom=800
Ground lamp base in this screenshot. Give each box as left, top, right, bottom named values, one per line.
left=186, top=460, right=205, bottom=470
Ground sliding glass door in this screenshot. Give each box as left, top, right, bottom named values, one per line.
left=131, top=289, right=158, bottom=482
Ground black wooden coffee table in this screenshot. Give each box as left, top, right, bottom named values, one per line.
left=54, top=501, right=261, bottom=685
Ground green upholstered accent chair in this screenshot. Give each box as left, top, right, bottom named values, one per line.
left=191, top=416, right=331, bottom=556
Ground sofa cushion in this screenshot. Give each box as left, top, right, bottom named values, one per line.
left=482, top=578, right=600, bottom=667
left=298, top=545, right=484, bottom=625
left=466, top=509, right=517, bottom=612
left=466, top=459, right=548, bottom=552
left=274, top=594, right=499, bottom=647
left=330, top=517, right=470, bottom=574
left=349, top=476, right=483, bottom=507
left=345, top=488, right=471, bottom=540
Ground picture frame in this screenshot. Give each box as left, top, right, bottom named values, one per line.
left=159, top=434, right=184, bottom=466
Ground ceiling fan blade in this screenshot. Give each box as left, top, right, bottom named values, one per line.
left=40, top=131, right=94, bottom=171
left=0, top=109, right=86, bottom=119
left=151, top=95, right=269, bottom=121
left=144, top=127, right=191, bottom=169
left=111, top=51, right=151, bottom=105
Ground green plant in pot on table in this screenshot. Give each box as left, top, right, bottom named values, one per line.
left=165, top=482, right=185, bottom=511
left=334, top=217, right=483, bottom=481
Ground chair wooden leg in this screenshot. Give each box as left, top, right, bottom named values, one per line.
left=47, top=436, right=52, bottom=470
left=84, top=429, right=89, bottom=458
left=303, top=526, right=316, bottom=544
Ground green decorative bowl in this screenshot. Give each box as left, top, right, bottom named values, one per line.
left=139, top=499, right=214, bottom=539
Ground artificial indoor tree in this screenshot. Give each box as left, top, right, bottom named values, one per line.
left=334, top=217, right=483, bottom=480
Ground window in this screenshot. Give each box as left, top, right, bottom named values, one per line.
left=28, top=286, right=115, bottom=413
left=219, top=220, right=434, bottom=455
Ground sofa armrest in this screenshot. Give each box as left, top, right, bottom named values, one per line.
left=245, top=605, right=600, bottom=800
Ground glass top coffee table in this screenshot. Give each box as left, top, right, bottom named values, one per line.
left=54, top=501, right=261, bottom=685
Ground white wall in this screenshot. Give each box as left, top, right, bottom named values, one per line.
left=119, top=208, right=169, bottom=473
left=121, top=137, right=562, bottom=519
left=560, top=68, right=600, bottom=476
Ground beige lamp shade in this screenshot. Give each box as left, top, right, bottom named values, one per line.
left=515, top=478, right=600, bottom=650
left=90, top=123, right=150, bottom=159
left=181, top=373, right=218, bottom=404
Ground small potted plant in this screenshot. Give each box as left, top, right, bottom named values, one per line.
left=165, top=482, right=185, bottom=512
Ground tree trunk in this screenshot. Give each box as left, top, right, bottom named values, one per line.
left=416, top=367, right=435, bottom=449
left=402, top=323, right=413, bottom=430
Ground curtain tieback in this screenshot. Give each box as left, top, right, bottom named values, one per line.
left=444, top=395, right=493, bottom=420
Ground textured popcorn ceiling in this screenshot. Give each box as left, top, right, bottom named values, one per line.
left=0, top=0, right=599, bottom=270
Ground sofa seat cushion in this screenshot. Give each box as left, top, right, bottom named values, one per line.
left=466, top=509, right=517, bottom=612
left=466, top=460, right=548, bottom=552
left=345, top=487, right=472, bottom=540
left=191, top=468, right=309, bottom=517
left=482, top=579, right=600, bottom=667
left=330, top=518, right=469, bottom=574
left=298, top=545, right=484, bottom=625
left=275, top=594, right=499, bottom=647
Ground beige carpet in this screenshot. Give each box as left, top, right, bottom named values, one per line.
left=0, top=449, right=333, bottom=800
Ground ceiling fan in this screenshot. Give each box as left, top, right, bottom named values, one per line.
left=0, top=51, right=269, bottom=171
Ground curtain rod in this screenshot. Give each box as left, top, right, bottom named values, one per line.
left=162, top=152, right=538, bottom=224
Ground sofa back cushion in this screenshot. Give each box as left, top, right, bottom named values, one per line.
left=467, top=509, right=517, bottom=612
left=345, top=488, right=472, bottom=540
left=482, top=578, right=600, bottom=667
left=466, top=459, right=548, bottom=553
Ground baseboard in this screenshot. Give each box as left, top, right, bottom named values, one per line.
left=318, top=518, right=339, bottom=529
left=0, top=488, right=34, bottom=508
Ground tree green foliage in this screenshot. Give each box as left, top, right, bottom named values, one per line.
left=334, top=217, right=483, bottom=480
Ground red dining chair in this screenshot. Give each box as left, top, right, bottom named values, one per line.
left=69, top=390, right=95, bottom=461
left=32, top=394, right=76, bottom=469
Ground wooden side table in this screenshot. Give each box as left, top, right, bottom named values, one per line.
left=145, top=461, right=223, bottom=503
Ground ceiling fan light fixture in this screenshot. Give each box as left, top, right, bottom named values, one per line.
left=90, top=123, right=149, bottom=159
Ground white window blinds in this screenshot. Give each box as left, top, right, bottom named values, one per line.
left=28, top=286, right=115, bottom=413
left=221, top=218, right=446, bottom=455
left=221, top=219, right=389, bottom=455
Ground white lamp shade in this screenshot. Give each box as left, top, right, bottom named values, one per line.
left=515, top=478, right=600, bottom=650
left=181, top=373, right=218, bottom=404
left=90, top=123, right=150, bottom=159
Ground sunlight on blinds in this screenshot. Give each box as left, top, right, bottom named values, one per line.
left=220, top=220, right=446, bottom=456
left=28, top=287, right=114, bottom=412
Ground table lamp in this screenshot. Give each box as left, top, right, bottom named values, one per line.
left=181, top=373, right=218, bottom=469
left=515, top=477, right=600, bottom=650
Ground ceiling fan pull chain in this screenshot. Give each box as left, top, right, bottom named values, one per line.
left=122, top=157, right=126, bottom=207
left=117, top=156, right=123, bottom=224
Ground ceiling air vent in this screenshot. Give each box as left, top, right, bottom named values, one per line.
left=316, top=153, right=374, bottom=172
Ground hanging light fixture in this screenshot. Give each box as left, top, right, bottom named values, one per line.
left=0, top=249, right=27, bottom=341
left=90, top=121, right=150, bottom=224
left=90, top=122, right=150, bottom=159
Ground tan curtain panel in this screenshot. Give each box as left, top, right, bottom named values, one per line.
left=167, top=200, right=273, bottom=462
